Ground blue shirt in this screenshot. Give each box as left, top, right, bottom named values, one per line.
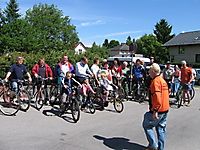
left=9, top=64, right=27, bottom=81
left=133, top=65, right=145, bottom=79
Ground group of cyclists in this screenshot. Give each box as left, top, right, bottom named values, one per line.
left=1, top=54, right=196, bottom=113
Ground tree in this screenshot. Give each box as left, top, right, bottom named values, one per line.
left=102, top=39, right=109, bottom=47
left=136, top=34, right=169, bottom=63
left=126, top=36, right=133, bottom=46
left=25, top=4, right=79, bottom=53
left=154, top=19, right=175, bottom=44
left=108, top=40, right=120, bottom=48
left=4, top=0, right=21, bottom=23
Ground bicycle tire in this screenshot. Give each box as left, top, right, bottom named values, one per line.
left=189, top=87, right=195, bottom=100
left=49, top=85, right=59, bottom=105
left=92, top=96, right=104, bottom=110
left=113, top=98, right=124, bottom=113
left=35, top=90, right=45, bottom=110
left=19, top=90, right=31, bottom=111
left=177, top=90, right=183, bottom=108
left=0, top=90, right=20, bottom=116
left=87, top=102, right=96, bottom=114
left=71, top=99, right=80, bottom=123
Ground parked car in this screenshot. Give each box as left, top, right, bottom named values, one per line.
left=195, top=68, right=200, bottom=85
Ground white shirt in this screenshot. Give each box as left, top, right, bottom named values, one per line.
left=91, top=64, right=100, bottom=77
left=61, top=64, right=70, bottom=76
left=75, top=62, right=92, bottom=77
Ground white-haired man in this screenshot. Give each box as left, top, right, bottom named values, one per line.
left=143, top=63, right=170, bottom=150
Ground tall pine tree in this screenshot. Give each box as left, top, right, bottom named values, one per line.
left=4, top=0, right=20, bottom=23
left=154, top=19, right=175, bottom=44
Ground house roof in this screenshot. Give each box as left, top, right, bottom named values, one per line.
left=164, top=30, right=200, bottom=47
left=109, top=43, right=129, bottom=51
left=75, top=42, right=87, bottom=49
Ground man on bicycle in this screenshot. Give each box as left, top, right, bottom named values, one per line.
left=32, top=58, right=53, bottom=103
left=4, top=56, right=32, bottom=93
left=75, top=56, right=93, bottom=83
left=180, top=60, right=193, bottom=106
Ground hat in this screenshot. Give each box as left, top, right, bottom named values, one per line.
left=166, top=61, right=171, bottom=64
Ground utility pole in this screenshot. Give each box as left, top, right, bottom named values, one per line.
left=129, top=43, right=137, bottom=93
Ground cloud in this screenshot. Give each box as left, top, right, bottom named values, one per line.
left=94, top=30, right=144, bottom=38
left=80, top=20, right=105, bottom=27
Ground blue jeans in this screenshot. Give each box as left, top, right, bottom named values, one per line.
left=143, top=112, right=168, bottom=150
left=11, top=81, right=18, bottom=93
left=174, top=78, right=180, bottom=94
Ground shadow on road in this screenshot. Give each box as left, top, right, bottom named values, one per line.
left=42, top=108, right=76, bottom=123
left=93, top=135, right=146, bottom=150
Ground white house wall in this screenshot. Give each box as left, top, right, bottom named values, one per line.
left=75, top=44, right=86, bottom=54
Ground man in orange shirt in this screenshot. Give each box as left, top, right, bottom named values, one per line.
left=143, top=63, right=170, bottom=150
left=180, top=60, right=193, bottom=106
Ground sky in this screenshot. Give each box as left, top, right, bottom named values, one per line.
left=0, top=0, right=200, bottom=47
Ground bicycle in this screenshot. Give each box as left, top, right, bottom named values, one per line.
left=15, top=79, right=31, bottom=111
left=176, top=83, right=195, bottom=108
left=49, top=78, right=61, bottom=106
left=130, top=78, right=148, bottom=103
left=59, top=86, right=80, bottom=123
left=105, top=85, right=124, bottom=113
left=0, top=79, right=21, bottom=116
left=34, top=77, right=51, bottom=110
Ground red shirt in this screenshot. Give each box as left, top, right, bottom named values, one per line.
left=180, top=67, right=192, bottom=84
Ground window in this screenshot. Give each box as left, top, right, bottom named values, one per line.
left=195, top=54, right=200, bottom=63
left=178, top=46, right=185, bottom=54
left=170, top=55, right=175, bottom=62
left=79, top=49, right=82, bottom=54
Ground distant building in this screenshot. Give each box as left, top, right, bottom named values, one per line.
left=74, top=42, right=87, bottom=55
left=109, top=43, right=136, bottom=57
left=164, top=30, right=200, bottom=64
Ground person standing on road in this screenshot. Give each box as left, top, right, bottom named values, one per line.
left=143, top=63, right=170, bottom=150
left=180, top=60, right=193, bottom=106
left=162, top=61, right=174, bottom=96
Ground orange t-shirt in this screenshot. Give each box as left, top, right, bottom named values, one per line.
left=150, top=75, right=170, bottom=112
left=180, top=67, right=192, bottom=84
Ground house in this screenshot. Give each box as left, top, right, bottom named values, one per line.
left=109, top=43, right=135, bottom=57
left=164, top=30, right=200, bottom=64
left=74, top=42, right=87, bottom=55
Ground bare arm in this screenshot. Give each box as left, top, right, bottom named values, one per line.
left=5, top=72, right=11, bottom=81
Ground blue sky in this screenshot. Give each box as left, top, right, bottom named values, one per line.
left=1, top=0, right=200, bottom=46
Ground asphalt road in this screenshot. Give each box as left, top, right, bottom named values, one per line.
left=0, top=87, right=200, bottom=150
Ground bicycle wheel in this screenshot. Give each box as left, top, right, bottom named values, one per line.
left=139, top=87, right=148, bottom=103
left=35, top=90, right=45, bottom=110
left=0, top=90, right=20, bottom=116
left=71, top=99, right=80, bottom=123
left=92, top=96, right=104, bottom=110
left=118, top=87, right=126, bottom=100
left=177, top=90, right=183, bottom=108
left=189, top=87, right=195, bottom=100
left=113, top=98, right=124, bottom=113
left=19, top=90, right=31, bottom=111
left=87, top=101, right=96, bottom=114
left=49, top=85, right=59, bottom=105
